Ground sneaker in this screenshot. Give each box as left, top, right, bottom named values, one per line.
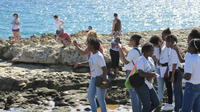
left=161, top=104, right=174, bottom=111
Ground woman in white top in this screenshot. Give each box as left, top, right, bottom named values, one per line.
left=53, top=15, right=64, bottom=35
left=119, top=34, right=142, bottom=112
left=11, top=13, right=21, bottom=43
left=110, top=36, right=121, bottom=75
left=135, top=43, right=160, bottom=112
left=74, top=38, right=107, bottom=112
left=182, top=39, right=200, bottom=112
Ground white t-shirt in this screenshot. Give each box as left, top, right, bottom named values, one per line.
left=124, top=48, right=141, bottom=70
left=168, top=48, right=180, bottom=72
left=89, top=51, right=106, bottom=78
left=153, top=47, right=160, bottom=60
left=12, top=19, right=20, bottom=30
left=184, top=54, right=200, bottom=84
left=184, top=52, right=191, bottom=60
left=55, top=19, right=63, bottom=30
left=159, top=42, right=170, bottom=77
left=111, top=39, right=119, bottom=51
left=136, top=56, right=156, bottom=89
left=159, top=42, right=170, bottom=64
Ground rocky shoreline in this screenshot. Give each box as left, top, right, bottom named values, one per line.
left=0, top=27, right=199, bottom=111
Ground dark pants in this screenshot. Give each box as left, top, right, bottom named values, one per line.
left=165, top=70, right=183, bottom=111
left=109, top=49, right=119, bottom=69
left=171, top=70, right=183, bottom=112
left=135, top=84, right=160, bottom=112
left=164, top=74, right=173, bottom=104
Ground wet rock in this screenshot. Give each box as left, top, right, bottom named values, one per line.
left=36, top=87, right=59, bottom=97
left=0, top=77, right=21, bottom=91
left=55, top=100, right=69, bottom=106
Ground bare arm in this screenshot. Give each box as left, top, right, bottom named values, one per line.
left=112, top=20, right=115, bottom=32
left=73, top=61, right=89, bottom=68
left=174, top=45, right=185, bottom=63
left=121, top=46, right=128, bottom=55
left=171, top=64, right=177, bottom=82
left=138, top=70, right=156, bottom=78
left=102, top=66, right=108, bottom=79
left=60, top=21, right=64, bottom=25
left=74, top=41, right=90, bottom=55
left=119, top=47, right=129, bottom=64
left=77, top=46, right=90, bottom=55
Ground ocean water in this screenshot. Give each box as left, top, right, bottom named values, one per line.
left=0, top=0, right=200, bottom=39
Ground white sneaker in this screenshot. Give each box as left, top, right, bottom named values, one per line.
left=161, top=104, right=174, bottom=111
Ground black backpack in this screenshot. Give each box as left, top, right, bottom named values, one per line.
left=129, top=48, right=145, bottom=88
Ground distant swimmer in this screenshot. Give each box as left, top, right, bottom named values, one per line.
left=112, top=13, right=122, bottom=36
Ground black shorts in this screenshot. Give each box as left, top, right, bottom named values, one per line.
left=56, top=30, right=61, bottom=35
left=110, top=49, right=120, bottom=69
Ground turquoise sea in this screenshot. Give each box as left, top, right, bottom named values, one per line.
left=0, top=0, right=200, bottom=39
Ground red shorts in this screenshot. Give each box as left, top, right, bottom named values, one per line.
left=59, top=33, right=72, bottom=42
left=12, top=29, right=20, bottom=32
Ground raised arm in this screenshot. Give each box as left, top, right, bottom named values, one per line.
left=119, top=46, right=129, bottom=64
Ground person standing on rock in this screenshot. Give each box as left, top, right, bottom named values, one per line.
left=135, top=43, right=160, bottom=112
left=109, top=36, right=121, bottom=76
left=112, top=13, right=122, bottom=36
left=182, top=39, right=200, bottom=112
left=74, top=37, right=108, bottom=112
left=53, top=15, right=64, bottom=35
left=118, top=35, right=142, bottom=112
left=11, top=13, right=21, bottom=43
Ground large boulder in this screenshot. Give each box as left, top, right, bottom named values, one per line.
left=10, top=34, right=89, bottom=65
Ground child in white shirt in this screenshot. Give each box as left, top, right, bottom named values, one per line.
left=149, top=35, right=164, bottom=102
left=166, top=35, right=183, bottom=112
left=119, top=34, right=142, bottom=112
left=182, top=39, right=200, bottom=112
left=135, top=43, right=160, bottom=112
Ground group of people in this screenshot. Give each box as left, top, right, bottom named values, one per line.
left=10, top=13, right=200, bottom=112
left=73, top=18, right=200, bottom=112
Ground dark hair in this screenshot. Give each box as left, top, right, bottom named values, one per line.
left=87, top=37, right=100, bottom=51
left=142, top=43, right=154, bottom=54
left=130, top=34, right=142, bottom=46
left=189, top=39, right=200, bottom=53
left=166, top=35, right=178, bottom=43
left=188, top=29, right=200, bottom=40
left=88, top=26, right=92, bottom=29
left=114, top=13, right=118, bottom=17
left=149, top=35, right=162, bottom=46
left=54, top=15, right=58, bottom=19
left=13, top=13, right=18, bottom=17
left=162, top=28, right=171, bottom=37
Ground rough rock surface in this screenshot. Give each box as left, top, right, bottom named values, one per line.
left=0, top=27, right=198, bottom=111
left=1, top=27, right=199, bottom=65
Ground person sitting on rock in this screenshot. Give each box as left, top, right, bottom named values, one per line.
left=57, top=28, right=72, bottom=48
